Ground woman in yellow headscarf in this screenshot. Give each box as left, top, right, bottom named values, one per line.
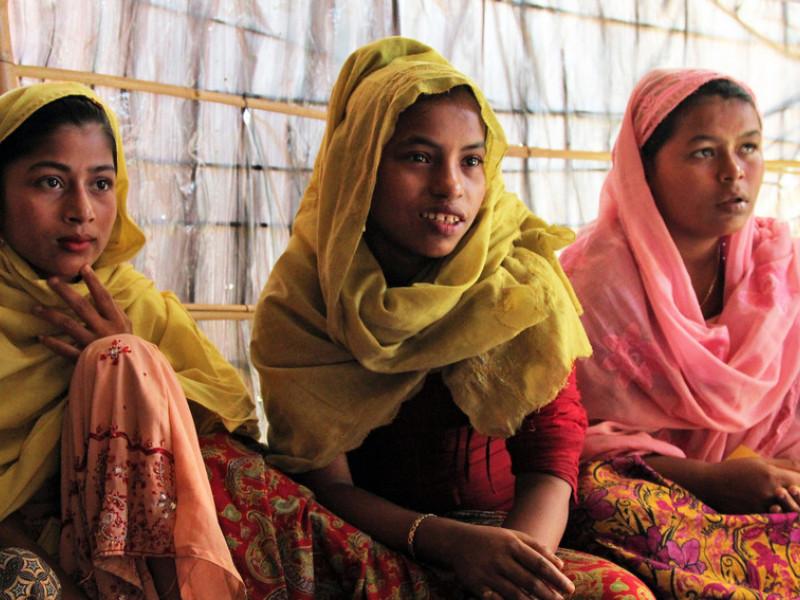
left=0, top=83, right=257, bottom=599
left=236, top=37, right=655, bottom=599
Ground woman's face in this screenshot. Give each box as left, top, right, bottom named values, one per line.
left=1, top=122, right=117, bottom=280
left=366, top=89, right=487, bottom=282
left=645, top=95, right=763, bottom=247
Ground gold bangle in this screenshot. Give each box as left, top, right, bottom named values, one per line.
left=406, top=512, right=436, bottom=560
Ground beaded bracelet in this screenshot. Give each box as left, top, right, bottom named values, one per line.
left=407, top=512, right=436, bottom=560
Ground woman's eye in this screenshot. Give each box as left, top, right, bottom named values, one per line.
left=464, top=156, right=483, bottom=167
left=407, top=152, right=429, bottom=163
left=95, top=178, right=114, bottom=191
left=741, top=142, right=759, bottom=154
left=38, top=176, right=63, bottom=189
left=691, top=148, right=714, bottom=159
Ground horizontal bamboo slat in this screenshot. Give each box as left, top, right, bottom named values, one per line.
left=185, top=303, right=256, bottom=321
left=13, top=64, right=327, bottom=120
left=12, top=64, right=800, bottom=174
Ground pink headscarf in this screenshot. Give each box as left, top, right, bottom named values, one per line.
left=561, top=69, right=800, bottom=462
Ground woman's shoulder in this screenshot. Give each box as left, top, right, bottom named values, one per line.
left=561, top=218, right=634, bottom=279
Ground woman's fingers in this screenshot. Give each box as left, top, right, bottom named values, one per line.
left=774, top=486, right=800, bottom=513
left=510, top=545, right=573, bottom=597
left=33, top=304, right=95, bottom=347
left=38, top=334, right=82, bottom=361
left=497, top=560, right=568, bottom=599
left=80, top=265, right=129, bottom=328
left=35, top=266, right=131, bottom=349
left=45, top=275, right=107, bottom=332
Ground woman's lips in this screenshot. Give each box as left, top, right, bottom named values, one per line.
left=58, top=236, right=94, bottom=252
left=420, top=211, right=464, bottom=224
left=420, top=211, right=465, bottom=235
left=717, top=197, right=749, bottom=214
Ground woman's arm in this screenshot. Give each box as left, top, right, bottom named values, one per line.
left=298, top=454, right=573, bottom=599
left=297, top=454, right=426, bottom=552
left=503, top=473, right=572, bottom=553
left=504, top=368, right=584, bottom=551
left=645, top=455, right=800, bottom=513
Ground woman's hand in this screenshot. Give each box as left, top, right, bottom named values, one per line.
left=646, top=454, right=800, bottom=514
left=701, top=457, right=800, bottom=514
left=34, top=264, right=131, bottom=360
left=418, top=519, right=574, bottom=600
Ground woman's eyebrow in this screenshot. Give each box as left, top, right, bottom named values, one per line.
left=27, top=160, right=115, bottom=172
left=397, top=135, right=485, bottom=150
left=686, top=129, right=761, bottom=144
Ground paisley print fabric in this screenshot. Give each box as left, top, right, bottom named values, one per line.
left=202, top=432, right=654, bottom=599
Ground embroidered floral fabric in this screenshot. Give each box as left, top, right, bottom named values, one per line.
left=568, top=457, right=800, bottom=599
left=201, top=432, right=654, bottom=599
left=59, top=334, right=244, bottom=599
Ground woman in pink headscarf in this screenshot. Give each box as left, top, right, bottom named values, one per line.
left=561, top=69, right=800, bottom=597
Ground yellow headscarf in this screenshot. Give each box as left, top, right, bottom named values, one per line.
left=251, top=37, right=592, bottom=473
left=0, top=82, right=257, bottom=521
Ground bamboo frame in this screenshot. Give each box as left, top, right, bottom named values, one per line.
left=12, top=64, right=327, bottom=120
left=710, top=0, right=800, bottom=60
left=507, top=145, right=800, bottom=175
left=8, top=64, right=800, bottom=174
left=185, top=303, right=256, bottom=321
left=0, top=0, right=18, bottom=93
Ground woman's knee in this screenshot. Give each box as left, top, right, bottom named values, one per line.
left=77, top=333, right=154, bottom=367
left=67, top=333, right=180, bottom=422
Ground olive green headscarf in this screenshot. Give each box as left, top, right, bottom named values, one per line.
left=252, top=37, right=591, bottom=472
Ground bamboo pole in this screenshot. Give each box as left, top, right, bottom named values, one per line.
left=507, top=145, right=800, bottom=175
left=0, top=0, right=18, bottom=93
left=710, top=0, right=800, bottom=60
left=506, top=145, right=609, bottom=162
left=185, top=303, right=256, bottom=321
left=10, top=65, right=800, bottom=174
left=12, top=64, right=327, bottom=120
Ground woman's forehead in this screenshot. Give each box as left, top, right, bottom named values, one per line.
left=393, top=90, right=485, bottom=137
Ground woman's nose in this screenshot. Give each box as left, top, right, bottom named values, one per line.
left=63, top=186, right=96, bottom=223
left=432, top=162, right=464, bottom=199
left=719, top=153, right=744, bottom=182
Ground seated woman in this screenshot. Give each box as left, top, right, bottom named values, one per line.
left=560, top=69, right=800, bottom=597
left=237, top=36, right=654, bottom=599
left=0, top=82, right=258, bottom=599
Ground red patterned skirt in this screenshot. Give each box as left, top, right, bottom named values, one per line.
left=201, top=432, right=655, bottom=599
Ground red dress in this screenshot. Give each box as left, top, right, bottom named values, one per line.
left=348, top=370, right=586, bottom=512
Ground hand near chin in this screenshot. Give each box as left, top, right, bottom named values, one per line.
left=34, top=264, right=132, bottom=361
left=444, top=523, right=573, bottom=600
left=705, top=457, right=800, bottom=514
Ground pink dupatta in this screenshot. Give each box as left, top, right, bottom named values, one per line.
left=561, top=69, right=800, bottom=462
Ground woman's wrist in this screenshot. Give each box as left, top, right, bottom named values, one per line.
left=411, top=515, right=468, bottom=567
left=406, top=513, right=436, bottom=559
left=645, top=454, right=715, bottom=499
